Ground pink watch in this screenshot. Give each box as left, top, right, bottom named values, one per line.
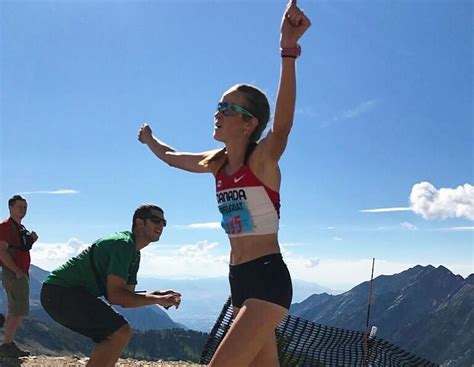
left=280, top=44, right=301, bottom=58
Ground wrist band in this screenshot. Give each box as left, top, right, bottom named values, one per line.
left=280, top=44, right=301, bottom=58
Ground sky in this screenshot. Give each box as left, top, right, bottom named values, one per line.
left=1, top=0, right=472, bottom=290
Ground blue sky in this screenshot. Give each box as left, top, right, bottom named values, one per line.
left=1, top=0, right=472, bottom=290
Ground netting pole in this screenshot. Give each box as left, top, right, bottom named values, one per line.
left=364, top=257, right=376, bottom=366
left=366, top=258, right=375, bottom=331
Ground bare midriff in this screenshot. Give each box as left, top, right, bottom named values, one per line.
left=228, top=233, right=280, bottom=265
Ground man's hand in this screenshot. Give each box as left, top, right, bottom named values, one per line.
left=0, top=240, right=25, bottom=278
left=152, top=289, right=182, bottom=310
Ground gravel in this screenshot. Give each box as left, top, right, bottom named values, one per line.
left=0, top=356, right=206, bottom=366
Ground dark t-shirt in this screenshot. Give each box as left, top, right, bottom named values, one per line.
left=0, top=218, right=31, bottom=274
left=44, top=231, right=140, bottom=297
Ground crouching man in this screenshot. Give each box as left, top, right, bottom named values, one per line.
left=41, top=204, right=181, bottom=367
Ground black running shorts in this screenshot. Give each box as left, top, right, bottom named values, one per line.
left=229, top=253, right=293, bottom=309
left=40, top=283, right=128, bottom=343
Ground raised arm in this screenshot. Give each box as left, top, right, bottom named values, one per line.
left=138, top=123, right=214, bottom=173
left=262, top=0, right=311, bottom=161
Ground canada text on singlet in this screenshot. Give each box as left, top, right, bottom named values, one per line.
left=215, top=165, right=280, bottom=238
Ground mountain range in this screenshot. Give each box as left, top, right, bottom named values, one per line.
left=0, top=265, right=184, bottom=331
left=1, top=266, right=207, bottom=361
left=1, top=263, right=471, bottom=366
left=2, top=264, right=333, bottom=332
left=290, top=264, right=473, bottom=367
left=137, top=276, right=336, bottom=331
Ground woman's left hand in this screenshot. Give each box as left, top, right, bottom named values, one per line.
left=280, top=0, right=311, bottom=48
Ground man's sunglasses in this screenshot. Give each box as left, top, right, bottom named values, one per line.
left=217, top=102, right=254, bottom=118
left=144, top=215, right=167, bottom=227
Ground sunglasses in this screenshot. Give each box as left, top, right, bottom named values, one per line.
left=144, top=215, right=167, bottom=227
left=217, top=102, right=254, bottom=118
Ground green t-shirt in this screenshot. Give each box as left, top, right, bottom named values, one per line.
left=44, top=231, right=140, bottom=297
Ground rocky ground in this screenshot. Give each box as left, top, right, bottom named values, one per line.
left=0, top=356, right=206, bottom=366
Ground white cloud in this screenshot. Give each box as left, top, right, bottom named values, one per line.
left=410, top=182, right=474, bottom=221
left=286, top=257, right=412, bottom=289
left=323, top=100, right=376, bottom=127
left=19, top=189, right=79, bottom=195
left=304, top=258, right=320, bottom=268
left=31, top=238, right=89, bottom=270
left=31, top=238, right=229, bottom=278
left=175, top=222, right=221, bottom=229
left=360, top=207, right=411, bottom=213
left=340, top=100, right=376, bottom=119
left=295, top=106, right=318, bottom=118
left=141, top=242, right=472, bottom=289
left=333, top=237, right=343, bottom=241
left=437, top=226, right=474, bottom=232
left=280, top=242, right=306, bottom=247
left=360, top=182, right=474, bottom=222
left=30, top=236, right=473, bottom=292
left=286, top=257, right=473, bottom=290
left=177, top=240, right=219, bottom=258
left=139, top=240, right=228, bottom=278
left=400, top=222, right=417, bottom=231
left=142, top=245, right=419, bottom=289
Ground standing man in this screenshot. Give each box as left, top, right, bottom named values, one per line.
left=0, top=195, right=38, bottom=357
left=41, top=204, right=181, bottom=367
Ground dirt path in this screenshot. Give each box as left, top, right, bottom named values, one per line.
left=0, top=356, right=206, bottom=366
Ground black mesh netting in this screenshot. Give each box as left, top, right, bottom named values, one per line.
left=200, top=297, right=438, bottom=367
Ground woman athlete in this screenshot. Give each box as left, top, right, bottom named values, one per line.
left=139, top=1, right=311, bottom=365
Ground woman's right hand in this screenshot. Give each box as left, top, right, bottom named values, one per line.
left=138, top=123, right=153, bottom=145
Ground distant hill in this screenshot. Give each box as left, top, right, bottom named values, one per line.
left=138, top=276, right=336, bottom=331
left=1, top=318, right=207, bottom=362
left=3, top=264, right=335, bottom=332
left=1, top=264, right=203, bottom=361
left=290, top=265, right=473, bottom=367
left=0, top=264, right=184, bottom=331
left=2, top=265, right=334, bottom=332
left=124, top=329, right=208, bottom=362
left=0, top=263, right=206, bottom=360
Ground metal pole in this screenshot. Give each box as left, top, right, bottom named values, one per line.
left=366, top=258, right=375, bottom=331
left=364, top=258, right=376, bottom=366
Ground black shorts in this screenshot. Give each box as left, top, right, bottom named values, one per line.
left=40, top=283, right=128, bottom=343
left=229, top=253, right=292, bottom=309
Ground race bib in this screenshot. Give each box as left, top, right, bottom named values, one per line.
left=217, top=192, right=254, bottom=235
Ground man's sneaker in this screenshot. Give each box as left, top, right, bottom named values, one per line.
left=0, top=342, right=30, bottom=357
